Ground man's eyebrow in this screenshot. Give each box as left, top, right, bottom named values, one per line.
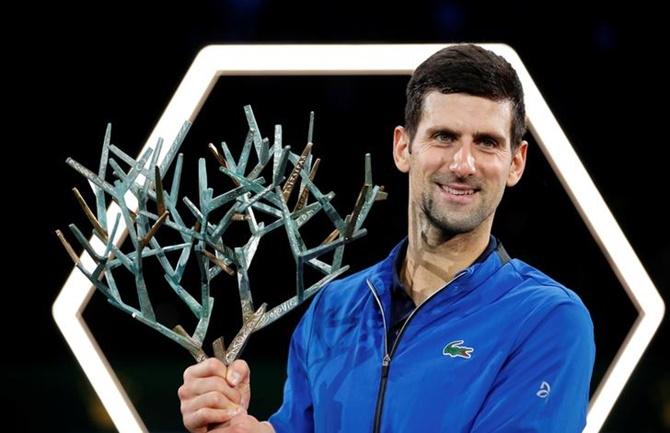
left=426, top=126, right=460, bottom=137
left=425, top=127, right=506, bottom=144
left=472, top=131, right=506, bottom=143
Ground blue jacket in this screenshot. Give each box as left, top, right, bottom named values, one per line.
left=269, top=240, right=595, bottom=433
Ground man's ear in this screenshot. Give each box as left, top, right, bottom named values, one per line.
left=506, top=140, right=528, bottom=187
left=393, top=126, right=411, bottom=173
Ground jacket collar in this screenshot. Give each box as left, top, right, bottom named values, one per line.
left=367, top=236, right=511, bottom=318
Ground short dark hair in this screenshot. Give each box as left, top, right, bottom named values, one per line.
left=404, top=44, right=526, bottom=149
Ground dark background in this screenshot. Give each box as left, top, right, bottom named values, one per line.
left=8, top=1, right=668, bottom=432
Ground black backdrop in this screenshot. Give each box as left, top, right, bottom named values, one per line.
left=8, top=1, right=668, bottom=432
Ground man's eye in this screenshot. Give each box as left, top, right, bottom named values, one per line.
left=434, top=132, right=454, bottom=143
left=479, top=138, right=498, bottom=148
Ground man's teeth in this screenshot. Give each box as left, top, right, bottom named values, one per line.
left=444, top=186, right=474, bottom=195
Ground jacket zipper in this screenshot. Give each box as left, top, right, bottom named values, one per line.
left=367, top=281, right=389, bottom=433
left=367, top=272, right=466, bottom=433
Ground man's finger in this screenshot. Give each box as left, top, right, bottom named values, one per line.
left=186, top=376, right=242, bottom=405
left=181, top=390, right=241, bottom=415
left=184, top=358, right=228, bottom=380
left=183, top=406, right=242, bottom=431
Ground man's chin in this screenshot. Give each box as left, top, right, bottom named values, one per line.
left=425, top=214, right=475, bottom=237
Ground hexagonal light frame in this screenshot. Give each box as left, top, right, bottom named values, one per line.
left=54, top=44, right=664, bottom=433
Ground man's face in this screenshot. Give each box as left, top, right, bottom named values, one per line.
left=393, top=91, right=527, bottom=237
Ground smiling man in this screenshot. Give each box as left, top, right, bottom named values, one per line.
left=178, top=44, right=595, bottom=433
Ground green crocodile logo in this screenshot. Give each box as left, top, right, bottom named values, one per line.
left=442, top=340, right=473, bottom=359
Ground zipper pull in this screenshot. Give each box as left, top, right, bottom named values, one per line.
left=381, top=354, right=391, bottom=378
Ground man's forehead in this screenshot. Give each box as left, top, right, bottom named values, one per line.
left=420, top=92, right=513, bottom=137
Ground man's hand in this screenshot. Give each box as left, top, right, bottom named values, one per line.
left=209, top=415, right=276, bottom=433
left=178, top=358, right=252, bottom=433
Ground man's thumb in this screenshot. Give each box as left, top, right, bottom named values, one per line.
left=226, top=359, right=250, bottom=387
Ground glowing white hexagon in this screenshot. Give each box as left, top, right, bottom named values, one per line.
left=54, top=44, right=664, bottom=433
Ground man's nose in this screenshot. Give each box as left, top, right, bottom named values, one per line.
left=448, top=142, right=476, bottom=176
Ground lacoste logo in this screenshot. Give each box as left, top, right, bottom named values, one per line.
left=442, top=340, right=473, bottom=359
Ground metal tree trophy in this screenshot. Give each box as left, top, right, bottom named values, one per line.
left=56, top=106, right=386, bottom=365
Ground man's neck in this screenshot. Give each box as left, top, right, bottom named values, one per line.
left=402, top=220, right=491, bottom=306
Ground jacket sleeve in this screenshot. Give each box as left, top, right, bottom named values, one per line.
left=470, top=301, right=595, bottom=433
left=267, top=294, right=320, bottom=433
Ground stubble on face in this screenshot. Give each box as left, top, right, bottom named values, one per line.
left=419, top=173, right=494, bottom=238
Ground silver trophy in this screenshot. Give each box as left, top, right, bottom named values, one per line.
left=56, top=106, right=386, bottom=365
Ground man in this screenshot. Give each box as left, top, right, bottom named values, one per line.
left=178, top=44, right=595, bottom=433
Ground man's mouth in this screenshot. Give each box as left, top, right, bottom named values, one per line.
left=441, top=185, right=476, bottom=195
left=437, top=183, right=479, bottom=196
